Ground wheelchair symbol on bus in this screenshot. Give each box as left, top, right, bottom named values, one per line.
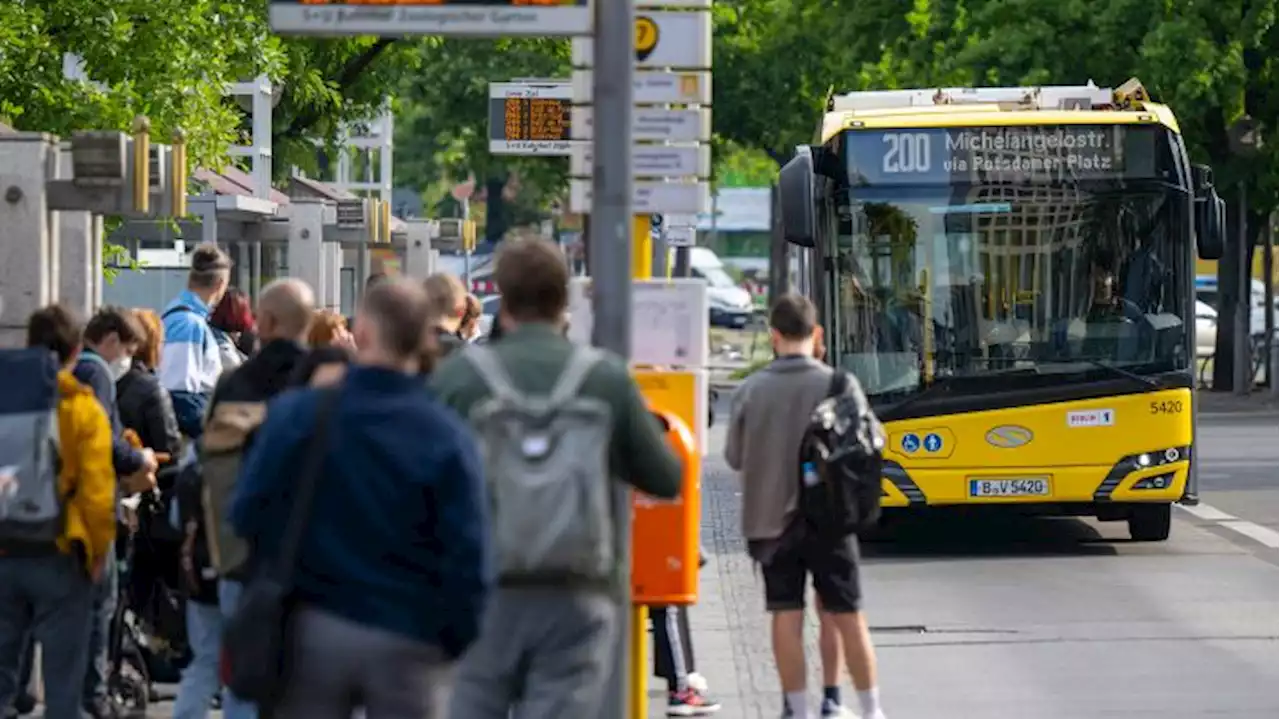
left=901, top=434, right=921, bottom=453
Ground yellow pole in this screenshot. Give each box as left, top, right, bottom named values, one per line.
left=629, top=212, right=650, bottom=719
left=169, top=128, right=187, bottom=218
left=632, top=214, right=652, bottom=279
left=131, top=116, right=150, bottom=214
left=629, top=604, right=649, bottom=718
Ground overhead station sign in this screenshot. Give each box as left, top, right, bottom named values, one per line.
left=268, top=0, right=591, bottom=37
left=845, top=125, right=1160, bottom=186
left=488, top=82, right=572, bottom=155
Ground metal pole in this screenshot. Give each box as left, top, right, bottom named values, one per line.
left=1264, top=211, right=1275, bottom=388
left=462, top=197, right=472, bottom=290
left=1233, top=185, right=1250, bottom=395
left=589, top=0, right=634, bottom=716
left=673, top=246, right=690, bottom=277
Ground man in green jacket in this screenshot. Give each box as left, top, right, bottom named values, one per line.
left=431, top=237, right=682, bottom=719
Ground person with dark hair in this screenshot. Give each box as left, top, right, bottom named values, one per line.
left=230, top=278, right=489, bottom=718
left=0, top=305, right=116, bottom=719
left=208, top=288, right=256, bottom=369
left=726, top=294, right=886, bottom=719
left=74, top=307, right=160, bottom=719
left=160, top=243, right=232, bottom=439
left=433, top=237, right=682, bottom=719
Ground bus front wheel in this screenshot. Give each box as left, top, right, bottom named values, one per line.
left=1128, top=503, right=1172, bottom=542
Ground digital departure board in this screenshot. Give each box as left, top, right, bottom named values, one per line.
left=487, top=83, right=573, bottom=155
left=845, top=125, right=1165, bottom=186
left=269, top=0, right=591, bottom=36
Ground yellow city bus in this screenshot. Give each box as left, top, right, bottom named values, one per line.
left=776, top=80, right=1227, bottom=541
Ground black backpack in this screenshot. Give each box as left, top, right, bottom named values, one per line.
left=798, top=369, right=885, bottom=539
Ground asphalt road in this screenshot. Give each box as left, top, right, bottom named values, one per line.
left=681, top=398, right=1278, bottom=718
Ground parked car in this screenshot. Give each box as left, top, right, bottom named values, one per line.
left=673, top=247, right=755, bottom=329
left=1195, top=299, right=1217, bottom=359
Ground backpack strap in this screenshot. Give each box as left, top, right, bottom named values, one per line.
left=161, top=305, right=194, bottom=320
left=464, top=345, right=522, bottom=403
left=549, top=346, right=601, bottom=405
left=828, top=367, right=850, bottom=398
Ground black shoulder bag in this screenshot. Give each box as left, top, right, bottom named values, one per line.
left=219, top=386, right=341, bottom=705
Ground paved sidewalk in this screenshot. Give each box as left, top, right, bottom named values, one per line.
left=647, top=442, right=838, bottom=718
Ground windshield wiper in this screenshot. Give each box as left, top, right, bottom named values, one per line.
left=879, top=375, right=958, bottom=418
left=1039, top=359, right=1160, bottom=388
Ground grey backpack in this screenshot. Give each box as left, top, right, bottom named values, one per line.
left=0, top=349, right=64, bottom=544
left=465, top=344, right=614, bottom=582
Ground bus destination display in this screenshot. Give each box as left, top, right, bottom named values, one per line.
left=846, top=125, right=1160, bottom=186
left=488, top=95, right=572, bottom=155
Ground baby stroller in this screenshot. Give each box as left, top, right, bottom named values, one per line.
left=109, top=487, right=192, bottom=716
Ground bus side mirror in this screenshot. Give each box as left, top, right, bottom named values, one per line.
left=1191, top=164, right=1225, bottom=260
left=779, top=150, right=816, bottom=248
left=1194, top=192, right=1226, bottom=260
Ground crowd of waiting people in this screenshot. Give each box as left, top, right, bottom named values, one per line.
left=1, top=238, right=779, bottom=719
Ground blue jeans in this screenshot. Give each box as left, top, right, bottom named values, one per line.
left=0, top=554, right=95, bottom=719
left=171, top=598, right=223, bottom=719
left=82, top=549, right=117, bottom=708
left=218, top=580, right=257, bottom=719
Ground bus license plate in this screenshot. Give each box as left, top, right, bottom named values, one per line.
left=968, top=477, right=1051, bottom=498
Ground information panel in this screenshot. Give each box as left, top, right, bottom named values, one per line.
left=269, top=0, right=591, bottom=37
left=845, top=125, right=1162, bottom=186
left=488, top=82, right=572, bottom=155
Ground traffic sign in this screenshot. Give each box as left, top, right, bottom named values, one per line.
left=568, top=107, right=710, bottom=143
left=488, top=82, right=572, bottom=155
left=569, top=180, right=710, bottom=214
left=662, top=213, right=697, bottom=228
left=571, top=11, right=712, bottom=69
left=664, top=225, right=696, bottom=247
left=571, top=70, right=711, bottom=105
left=569, top=144, right=710, bottom=178
left=268, top=0, right=592, bottom=37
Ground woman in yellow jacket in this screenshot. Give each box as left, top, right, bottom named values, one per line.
left=0, top=305, right=118, bottom=719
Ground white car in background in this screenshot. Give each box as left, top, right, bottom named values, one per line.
left=1195, top=299, right=1218, bottom=358
left=478, top=294, right=501, bottom=339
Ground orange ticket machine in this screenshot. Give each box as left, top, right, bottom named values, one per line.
left=630, top=405, right=701, bottom=606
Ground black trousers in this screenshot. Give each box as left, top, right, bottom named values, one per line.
left=650, top=605, right=695, bottom=691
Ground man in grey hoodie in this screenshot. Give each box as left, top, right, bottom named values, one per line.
left=724, top=294, right=886, bottom=719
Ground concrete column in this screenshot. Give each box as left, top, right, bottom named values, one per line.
left=56, top=138, right=99, bottom=316
left=57, top=210, right=97, bottom=317
left=286, top=198, right=326, bottom=299
left=0, top=133, right=58, bottom=347
left=322, top=241, right=342, bottom=310
left=403, top=220, right=435, bottom=279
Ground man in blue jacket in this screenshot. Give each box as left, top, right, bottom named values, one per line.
left=72, top=306, right=158, bottom=719
left=159, top=243, right=232, bottom=439
left=230, top=278, right=491, bottom=719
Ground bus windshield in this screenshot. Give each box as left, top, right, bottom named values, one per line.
left=830, top=183, right=1193, bottom=401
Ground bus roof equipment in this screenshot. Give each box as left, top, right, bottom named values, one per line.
left=828, top=80, right=1149, bottom=114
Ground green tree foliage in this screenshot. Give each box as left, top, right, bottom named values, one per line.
left=0, top=0, right=278, bottom=166
left=712, top=0, right=1277, bottom=216
left=0, top=1, right=420, bottom=178
left=394, top=38, right=571, bottom=212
